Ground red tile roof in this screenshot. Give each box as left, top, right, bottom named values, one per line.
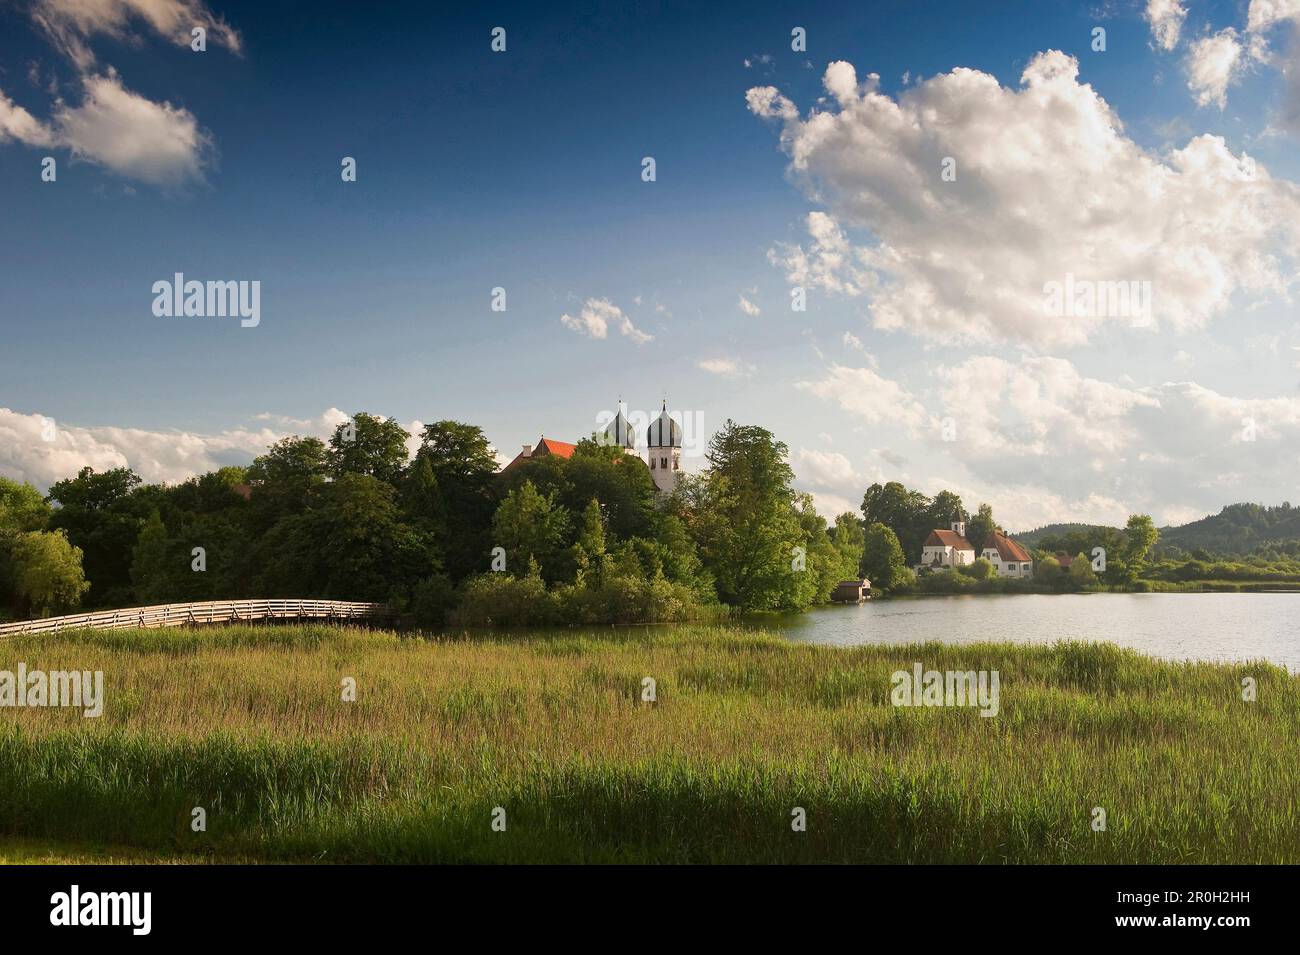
left=501, top=437, right=579, bottom=473
left=924, top=529, right=974, bottom=550
left=536, top=438, right=577, bottom=459
left=984, top=530, right=1031, bottom=562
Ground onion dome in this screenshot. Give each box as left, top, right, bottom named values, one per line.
left=646, top=400, right=682, bottom=448
left=603, top=404, right=636, bottom=449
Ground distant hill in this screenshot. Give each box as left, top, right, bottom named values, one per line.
left=1157, top=503, right=1300, bottom=556
left=1009, top=523, right=1116, bottom=549
left=1011, top=504, right=1300, bottom=557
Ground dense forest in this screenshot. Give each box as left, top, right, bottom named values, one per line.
left=4, top=424, right=1298, bottom=625
left=0, top=414, right=863, bottom=625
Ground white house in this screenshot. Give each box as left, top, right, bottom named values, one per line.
left=981, top=530, right=1034, bottom=578
left=919, top=521, right=976, bottom=570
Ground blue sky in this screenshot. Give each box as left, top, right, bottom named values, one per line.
left=2, top=0, right=1299, bottom=529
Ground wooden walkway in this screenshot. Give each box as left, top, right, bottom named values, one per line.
left=0, top=598, right=393, bottom=637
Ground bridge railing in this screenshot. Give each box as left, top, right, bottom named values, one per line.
left=0, top=599, right=393, bottom=638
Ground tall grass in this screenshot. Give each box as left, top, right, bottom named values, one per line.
left=1, top=623, right=1296, bottom=863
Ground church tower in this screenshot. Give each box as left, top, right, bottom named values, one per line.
left=602, top=400, right=636, bottom=452
left=646, top=399, right=682, bottom=494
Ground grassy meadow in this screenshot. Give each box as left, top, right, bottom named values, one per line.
left=1, top=623, right=1297, bottom=864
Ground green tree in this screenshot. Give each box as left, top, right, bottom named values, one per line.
left=1121, top=514, right=1159, bottom=577
left=9, top=529, right=90, bottom=617
left=254, top=473, right=430, bottom=602
left=0, top=477, right=52, bottom=533
left=966, top=503, right=996, bottom=554
left=1070, top=551, right=1099, bottom=586
left=0, top=478, right=54, bottom=615
left=246, top=436, right=328, bottom=529
left=491, top=480, right=571, bottom=582
left=861, top=522, right=910, bottom=591
left=926, top=490, right=968, bottom=534
left=563, top=439, right=657, bottom=540
left=570, top=498, right=610, bottom=587
left=831, top=512, right=866, bottom=578
left=401, top=454, right=446, bottom=538
left=327, top=412, right=410, bottom=485
left=794, top=493, right=843, bottom=606
left=129, top=510, right=173, bottom=604
left=967, top=556, right=995, bottom=580
left=683, top=421, right=809, bottom=611
left=1034, top=553, right=1062, bottom=580
left=412, top=421, right=499, bottom=579
left=860, top=481, right=933, bottom=562
left=47, top=466, right=150, bottom=607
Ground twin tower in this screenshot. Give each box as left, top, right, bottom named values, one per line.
left=602, top=400, right=682, bottom=495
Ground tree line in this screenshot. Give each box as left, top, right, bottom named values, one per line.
left=855, top=480, right=1160, bottom=592
left=0, top=415, right=864, bottom=624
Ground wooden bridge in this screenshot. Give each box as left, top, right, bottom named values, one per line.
left=0, top=598, right=394, bottom=637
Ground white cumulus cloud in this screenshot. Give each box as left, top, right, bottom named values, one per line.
left=560, top=298, right=654, bottom=345
left=1185, top=29, right=1247, bottom=108
left=32, top=0, right=242, bottom=69
left=794, top=356, right=1300, bottom=527
left=0, top=70, right=214, bottom=187
left=1146, top=0, right=1188, bottom=51
left=749, top=53, right=1300, bottom=348
left=697, top=357, right=756, bottom=378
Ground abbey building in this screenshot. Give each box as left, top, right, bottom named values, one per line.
left=501, top=400, right=684, bottom=495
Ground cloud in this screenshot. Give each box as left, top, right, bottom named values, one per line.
left=0, top=406, right=452, bottom=492
left=766, top=211, right=875, bottom=298
left=561, top=298, right=653, bottom=344
left=32, top=0, right=242, bottom=69
left=796, top=448, right=856, bottom=487
left=1145, top=0, right=1187, bottom=51
left=796, top=363, right=928, bottom=430
left=0, top=70, right=213, bottom=187
left=0, top=2, right=238, bottom=187
left=1169, top=1, right=1300, bottom=119
left=0, top=90, right=56, bottom=146
left=1249, top=0, right=1300, bottom=33
left=737, top=294, right=761, bottom=316
left=749, top=53, right=1300, bottom=347
left=55, top=71, right=212, bottom=186
left=1247, top=0, right=1300, bottom=133
left=793, top=355, right=1300, bottom=527
left=0, top=406, right=327, bottom=490
left=1185, top=29, right=1247, bottom=108
left=806, top=490, right=859, bottom=520
left=697, top=357, right=756, bottom=378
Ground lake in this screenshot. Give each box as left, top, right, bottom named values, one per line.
left=764, top=593, right=1300, bottom=671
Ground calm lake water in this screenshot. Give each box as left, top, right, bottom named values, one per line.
left=763, top=593, right=1300, bottom=671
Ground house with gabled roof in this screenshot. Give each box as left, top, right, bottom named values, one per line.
left=982, top=529, right=1034, bottom=578
left=501, top=436, right=578, bottom=473
left=919, top=521, right=976, bottom=570
left=499, top=399, right=682, bottom=495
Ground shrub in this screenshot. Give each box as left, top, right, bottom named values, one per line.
left=411, top=573, right=458, bottom=629
left=451, top=570, right=556, bottom=627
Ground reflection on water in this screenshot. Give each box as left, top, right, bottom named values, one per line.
left=752, top=593, right=1300, bottom=670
